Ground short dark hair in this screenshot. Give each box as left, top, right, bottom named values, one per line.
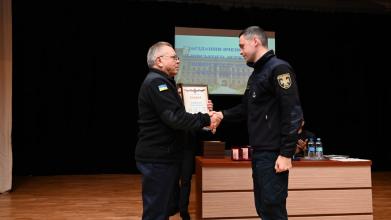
left=239, top=26, right=268, bottom=47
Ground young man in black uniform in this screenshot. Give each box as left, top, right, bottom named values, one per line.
left=215, top=26, right=303, bottom=220
left=135, top=41, right=220, bottom=220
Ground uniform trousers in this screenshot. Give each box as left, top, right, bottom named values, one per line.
left=137, top=161, right=181, bottom=220
left=252, top=151, right=289, bottom=220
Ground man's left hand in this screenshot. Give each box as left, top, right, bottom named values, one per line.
left=274, top=155, right=292, bottom=173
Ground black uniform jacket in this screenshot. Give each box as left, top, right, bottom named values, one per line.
left=223, top=50, right=303, bottom=158
left=135, top=68, right=211, bottom=163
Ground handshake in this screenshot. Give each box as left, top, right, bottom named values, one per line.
left=207, top=111, right=223, bottom=134
left=202, top=99, right=223, bottom=134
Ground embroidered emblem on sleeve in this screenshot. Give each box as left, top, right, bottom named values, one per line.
left=277, top=73, right=292, bottom=89
left=158, top=84, right=168, bottom=91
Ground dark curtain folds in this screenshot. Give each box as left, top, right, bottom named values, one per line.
left=12, top=1, right=391, bottom=174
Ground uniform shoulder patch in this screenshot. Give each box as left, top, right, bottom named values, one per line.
left=277, top=73, right=292, bottom=89
left=158, top=84, right=168, bottom=91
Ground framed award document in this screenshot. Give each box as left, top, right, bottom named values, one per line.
left=177, top=84, right=209, bottom=114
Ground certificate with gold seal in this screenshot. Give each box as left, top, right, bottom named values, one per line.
left=177, top=84, right=209, bottom=114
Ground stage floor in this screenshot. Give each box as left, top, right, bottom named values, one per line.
left=1, top=172, right=390, bottom=219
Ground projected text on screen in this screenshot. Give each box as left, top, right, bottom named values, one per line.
left=175, top=27, right=275, bottom=95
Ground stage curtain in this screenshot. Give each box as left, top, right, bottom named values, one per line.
left=0, top=0, right=13, bottom=193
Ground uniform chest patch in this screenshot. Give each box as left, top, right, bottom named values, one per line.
left=277, top=73, right=292, bottom=89
left=158, top=84, right=168, bottom=91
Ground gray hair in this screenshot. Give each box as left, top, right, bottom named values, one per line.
left=146, top=41, right=173, bottom=68
left=239, top=26, right=268, bottom=48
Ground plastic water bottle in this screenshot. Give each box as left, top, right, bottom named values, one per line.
left=315, top=137, right=324, bottom=159
left=307, top=138, right=315, bottom=159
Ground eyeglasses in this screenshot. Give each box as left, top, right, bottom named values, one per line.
left=158, top=55, right=180, bottom=61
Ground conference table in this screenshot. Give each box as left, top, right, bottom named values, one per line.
left=195, top=156, right=373, bottom=220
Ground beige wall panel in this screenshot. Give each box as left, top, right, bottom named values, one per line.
left=202, top=189, right=372, bottom=218
left=289, top=166, right=372, bottom=189
left=0, top=0, right=13, bottom=194
left=202, top=166, right=371, bottom=191
left=287, top=189, right=373, bottom=215
left=202, top=192, right=256, bottom=218
left=202, top=167, right=252, bottom=191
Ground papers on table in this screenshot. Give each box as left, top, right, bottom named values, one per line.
left=323, top=155, right=370, bottom=162
left=329, top=158, right=370, bottom=162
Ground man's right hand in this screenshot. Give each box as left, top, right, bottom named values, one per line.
left=214, top=111, right=223, bottom=120
left=208, top=111, right=222, bottom=133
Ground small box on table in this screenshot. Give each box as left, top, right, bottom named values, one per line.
left=203, top=141, right=225, bottom=158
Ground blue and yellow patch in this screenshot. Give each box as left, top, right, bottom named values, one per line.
left=158, top=84, right=168, bottom=91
